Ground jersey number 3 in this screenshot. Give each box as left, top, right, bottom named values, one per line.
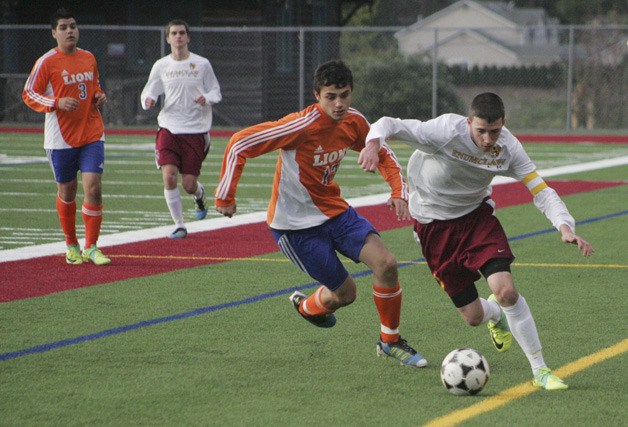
left=78, top=83, right=87, bottom=100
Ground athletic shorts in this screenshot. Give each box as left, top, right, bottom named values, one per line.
left=413, top=199, right=514, bottom=300
left=270, top=207, right=378, bottom=291
left=155, top=128, right=209, bottom=176
left=46, top=140, right=105, bottom=183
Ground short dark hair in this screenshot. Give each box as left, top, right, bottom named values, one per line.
left=166, top=19, right=190, bottom=37
left=470, top=92, right=505, bottom=123
left=313, top=60, right=353, bottom=94
left=51, top=8, right=74, bottom=29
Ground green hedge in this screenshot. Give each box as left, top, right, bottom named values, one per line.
left=446, top=63, right=565, bottom=88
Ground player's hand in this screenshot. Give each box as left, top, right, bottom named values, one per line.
left=144, top=97, right=156, bottom=109
left=194, top=95, right=207, bottom=106
left=358, top=139, right=381, bottom=172
left=559, top=225, right=593, bottom=256
left=94, top=92, right=107, bottom=107
left=58, top=97, right=79, bottom=111
left=216, top=203, right=237, bottom=218
left=387, top=197, right=412, bottom=221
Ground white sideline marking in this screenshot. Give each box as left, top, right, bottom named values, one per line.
left=1, top=157, right=626, bottom=263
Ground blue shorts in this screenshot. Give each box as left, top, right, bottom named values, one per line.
left=271, top=207, right=378, bottom=290
left=46, top=141, right=105, bottom=183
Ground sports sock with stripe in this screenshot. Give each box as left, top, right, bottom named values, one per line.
left=56, top=195, right=78, bottom=246
left=299, top=286, right=334, bottom=317
left=373, top=284, right=402, bottom=343
left=82, top=202, right=103, bottom=248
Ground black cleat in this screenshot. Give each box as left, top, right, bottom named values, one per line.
left=289, top=291, right=336, bottom=328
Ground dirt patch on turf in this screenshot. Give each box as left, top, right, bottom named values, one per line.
left=1, top=180, right=623, bottom=302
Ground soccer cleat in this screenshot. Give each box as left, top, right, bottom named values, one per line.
left=65, top=244, right=83, bottom=265
left=487, top=294, right=512, bottom=352
left=81, top=245, right=111, bottom=266
left=533, top=368, right=568, bottom=390
left=376, top=337, right=428, bottom=368
left=194, top=190, right=208, bottom=220
left=289, top=291, right=336, bottom=328
left=168, top=227, right=188, bottom=239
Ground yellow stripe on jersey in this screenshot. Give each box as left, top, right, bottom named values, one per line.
left=521, top=171, right=539, bottom=185
left=522, top=171, right=548, bottom=196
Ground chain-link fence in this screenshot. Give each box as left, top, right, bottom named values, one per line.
left=2, top=24, right=626, bottom=131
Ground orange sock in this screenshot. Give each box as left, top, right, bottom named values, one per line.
left=299, top=286, right=334, bottom=317
left=82, top=202, right=103, bottom=248
left=373, top=284, right=402, bottom=343
left=56, top=195, right=78, bottom=246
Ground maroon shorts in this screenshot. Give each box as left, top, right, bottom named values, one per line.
left=155, top=128, right=210, bottom=176
left=413, top=200, right=514, bottom=299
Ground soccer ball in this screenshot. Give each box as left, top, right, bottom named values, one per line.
left=440, top=348, right=490, bottom=395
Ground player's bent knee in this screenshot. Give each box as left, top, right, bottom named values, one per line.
left=332, top=279, right=357, bottom=306
left=490, top=285, right=518, bottom=306
left=374, top=254, right=398, bottom=279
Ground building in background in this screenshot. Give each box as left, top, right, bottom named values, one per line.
left=395, top=0, right=563, bottom=68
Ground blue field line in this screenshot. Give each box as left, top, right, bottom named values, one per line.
left=507, top=210, right=627, bottom=241
left=1, top=210, right=626, bottom=362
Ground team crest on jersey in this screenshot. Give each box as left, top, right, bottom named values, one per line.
left=490, top=145, right=502, bottom=157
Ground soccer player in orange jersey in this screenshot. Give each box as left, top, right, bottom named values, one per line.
left=22, top=8, right=110, bottom=265
left=215, top=60, right=426, bottom=367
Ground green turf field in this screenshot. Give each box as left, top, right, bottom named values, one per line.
left=1, top=132, right=627, bottom=426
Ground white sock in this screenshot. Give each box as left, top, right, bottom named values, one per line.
left=480, top=297, right=502, bottom=323
left=164, top=188, right=185, bottom=228
left=194, top=183, right=205, bottom=200
left=502, top=294, right=547, bottom=373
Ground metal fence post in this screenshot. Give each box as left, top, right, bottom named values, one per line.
left=566, top=26, right=575, bottom=131
left=299, top=28, right=305, bottom=111
left=432, top=28, right=439, bottom=118
left=160, top=28, right=166, bottom=58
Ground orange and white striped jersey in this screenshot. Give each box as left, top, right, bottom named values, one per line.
left=215, top=103, right=408, bottom=230
left=22, top=47, right=105, bottom=149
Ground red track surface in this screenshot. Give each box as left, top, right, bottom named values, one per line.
left=0, top=180, right=623, bottom=302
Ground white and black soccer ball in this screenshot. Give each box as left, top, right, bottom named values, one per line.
left=440, top=348, right=490, bottom=396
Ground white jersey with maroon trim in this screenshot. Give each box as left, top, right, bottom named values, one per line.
left=367, top=113, right=575, bottom=231
left=140, top=52, right=221, bottom=134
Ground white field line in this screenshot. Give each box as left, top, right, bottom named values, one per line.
left=1, top=156, right=627, bottom=263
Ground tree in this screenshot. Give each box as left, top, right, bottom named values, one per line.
left=511, top=0, right=626, bottom=24
left=344, top=0, right=627, bottom=26
left=348, top=54, right=465, bottom=121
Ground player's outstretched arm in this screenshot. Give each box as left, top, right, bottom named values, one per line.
left=559, top=224, right=593, bottom=256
